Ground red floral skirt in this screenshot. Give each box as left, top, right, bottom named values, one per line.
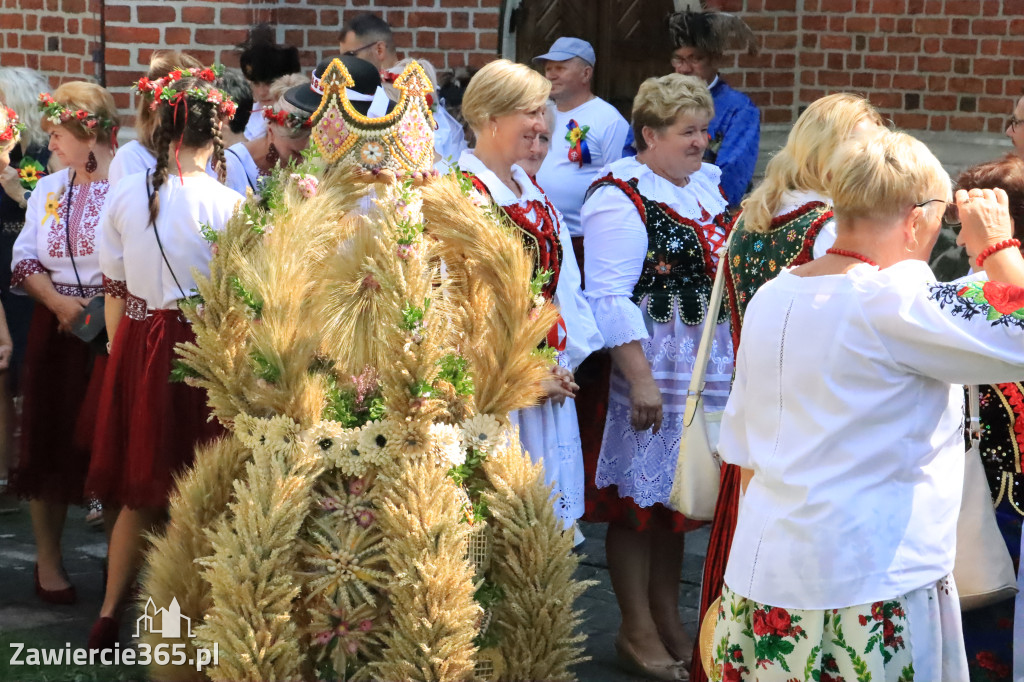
left=86, top=310, right=221, bottom=509
left=577, top=351, right=703, bottom=533
left=10, top=305, right=107, bottom=504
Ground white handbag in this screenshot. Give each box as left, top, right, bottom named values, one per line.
left=668, top=236, right=731, bottom=521
left=953, top=385, right=1018, bottom=610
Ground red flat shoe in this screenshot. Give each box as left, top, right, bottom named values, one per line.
left=87, top=616, right=119, bottom=651
left=34, top=564, right=76, bottom=605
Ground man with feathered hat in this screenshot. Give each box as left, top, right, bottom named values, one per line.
left=623, top=2, right=760, bottom=208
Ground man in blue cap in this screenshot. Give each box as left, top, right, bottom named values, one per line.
left=534, top=37, right=630, bottom=266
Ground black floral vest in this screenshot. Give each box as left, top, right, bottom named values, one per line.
left=589, top=174, right=731, bottom=326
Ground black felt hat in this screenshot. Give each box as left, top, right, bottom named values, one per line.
left=238, top=24, right=302, bottom=84
left=285, top=56, right=386, bottom=116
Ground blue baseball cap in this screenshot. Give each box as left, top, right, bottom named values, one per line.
left=533, top=37, right=596, bottom=66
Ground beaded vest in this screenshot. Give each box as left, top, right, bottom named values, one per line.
left=464, top=172, right=562, bottom=301
left=589, top=175, right=730, bottom=326
left=977, top=382, right=1024, bottom=518
left=726, top=202, right=832, bottom=345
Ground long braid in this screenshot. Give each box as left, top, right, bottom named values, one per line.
left=148, top=112, right=173, bottom=227
left=209, top=105, right=227, bottom=184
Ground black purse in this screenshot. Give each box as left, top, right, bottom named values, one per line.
left=64, top=172, right=108, bottom=354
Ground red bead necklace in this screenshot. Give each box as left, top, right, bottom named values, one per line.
left=826, top=248, right=879, bottom=267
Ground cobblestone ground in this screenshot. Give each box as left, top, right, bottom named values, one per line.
left=0, top=498, right=708, bottom=682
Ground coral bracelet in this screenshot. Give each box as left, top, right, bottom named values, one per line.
left=976, top=238, right=1022, bottom=268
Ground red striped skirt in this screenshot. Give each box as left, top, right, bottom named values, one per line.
left=86, top=309, right=221, bottom=509
left=10, top=305, right=107, bottom=504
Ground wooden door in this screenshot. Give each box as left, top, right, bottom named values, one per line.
left=514, top=0, right=675, bottom=117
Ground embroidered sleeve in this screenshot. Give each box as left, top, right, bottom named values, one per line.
left=103, top=275, right=128, bottom=299
left=929, top=281, right=1024, bottom=329
left=10, top=259, right=46, bottom=289
left=872, top=277, right=1024, bottom=386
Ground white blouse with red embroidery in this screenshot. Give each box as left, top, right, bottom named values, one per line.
left=11, top=168, right=109, bottom=297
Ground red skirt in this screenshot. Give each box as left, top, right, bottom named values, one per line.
left=578, top=352, right=704, bottom=534
left=10, top=305, right=107, bottom=504
left=86, top=310, right=222, bottom=509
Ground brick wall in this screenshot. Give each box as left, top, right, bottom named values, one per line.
left=0, top=0, right=501, bottom=123
left=707, top=0, right=1024, bottom=134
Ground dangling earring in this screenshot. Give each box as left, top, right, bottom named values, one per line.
left=85, top=150, right=97, bottom=174
left=266, top=143, right=280, bottom=168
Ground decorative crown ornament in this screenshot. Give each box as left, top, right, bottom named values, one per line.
left=310, top=58, right=436, bottom=173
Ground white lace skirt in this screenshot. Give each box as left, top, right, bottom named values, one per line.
left=508, top=396, right=585, bottom=529
left=594, top=313, right=733, bottom=508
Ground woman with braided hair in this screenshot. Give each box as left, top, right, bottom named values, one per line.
left=85, top=72, right=242, bottom=651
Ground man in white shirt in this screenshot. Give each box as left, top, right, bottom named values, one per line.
left=339, top=13, right=467, bottom=171
left=534, top=37, right=630, bottom=258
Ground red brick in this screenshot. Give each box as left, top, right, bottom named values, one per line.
left=451, top=11, right=469, bottom=28
left=165, top=27, right=191, bottom=45
left=893, top=74, right=926, bottom=90
left=473, top=12, right=499, bottom=29
left=777, top=15, right=797, bottom=31
left=801, top=15, right=826, bottom=31
left=987, top=117, right=1005, bottom=134
left=827, top=53, right=843, bottom=70
left=60, top=0, right=84, bottom=10
left=914, top=18, right=948, bottom=34
left=972, top=18, right=1008, bottom=35
left=63, top=37, right=84, bottom=54
left=819, top=71, right=852, bottom=87
left=21, top=34, right=43, bottom=50
left=924, top=95, right=957, bottom=111
left=0, top=13, right=21, bottom=29
left=820, top=34, right=852, bottom=50
left=892, top=113, right=929, bottom=129
left=137, top=4, right=176, bottom=23
left=40, top=15, right=64, bottom=32
left=828, top=15, right=845, bottom=31
left=278, top=8, right=317, bottom=24
left=764, top=0, right=796, bottom=9
left=917, top=56, right=951, bottom=72
left=182, top=6, right=214, bottom=23
left=942, top=37, right=983, bottom=54
left=40, top=55, right=64, bottom=72
left=974, top=58, right=1012, bottom=76
left=979, top=96, right=1007, bottom=113
left=763, top=34, right=796, bottom=50
left=408, top=12, right=447, bottom=28
left=927, top=75, right=947, bottom=90
left=107, top=26, right=160, bottom=43
left=437, top=31, right=475, bottom=50
left=774, top=53, right=795, bottom=69
left=945, top=0, right=981, bottom=13
left=950, top=116, right=985, bottom=132
left=416, top=31, right=437, bottom=49
left=219, top=7, right=249, bottom=24
left=846, top=16, right=876, bottom=32
left=852, top=72, right=874, bottom=88
left=865, top=55, right=898, bottom=70
left=104, top=47, right=130, bottom=67
left=887, top=36, right=921, bottom=52
left=195, top=28, right=247, bottom=46
left=105, top=3, right=129, bottom=21
left=478, top=32, right=498, bottom=51
left=1000, top=40, right=1024, bottom=57
left=764, top=109, right=791, bottom=124
left=873, top=0, right=907, bottom=12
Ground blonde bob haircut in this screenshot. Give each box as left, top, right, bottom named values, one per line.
left=632, top=73, right=713, bottom=153
left=40, top=81, right=120, bottom=146
left=827, top=129, right=951, bottom=223
left=741, top=93, right=884, bottom=233
left=461, top=59, right=551, bottom=134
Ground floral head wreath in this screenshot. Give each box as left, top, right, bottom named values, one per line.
left=37, top=93, right=118, bottom=138
left=0, top=106, right=25, bottom=144
left=134, top=65, right=237, bottom=120
left=263, top=108, right=312, bottom=131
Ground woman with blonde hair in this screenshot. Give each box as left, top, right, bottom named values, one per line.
left=457, top=58, right=602, bottom=539
left=711, top=129, right=1024, bottom=680
left=581, top=73, right=731, bottom=681
left=9, top=81, right=119, bottom=603
left=108, top=50, right=202, bottom=185
left=690, top=92, right=883, bottom=682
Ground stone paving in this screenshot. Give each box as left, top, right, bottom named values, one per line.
left=0, top=498, right=708, bottom=681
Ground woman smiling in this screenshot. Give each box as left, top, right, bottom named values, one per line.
left=581, top=73, right=732, bottom=681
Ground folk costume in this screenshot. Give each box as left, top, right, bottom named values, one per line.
left=86, top=172, right=242, bottom=508
left=458, top=149, right=603, bottom=530
left=9, top=168, right=109, bottom=503
left=692, top=190, right=834, bottom=682
left=0, top=139, right=50, bottom=390
left=711, top=264, right=1024, bottom=681
left=961, top=379, right=1024, bottom=682
left=581, top=157, right=732, bottom=530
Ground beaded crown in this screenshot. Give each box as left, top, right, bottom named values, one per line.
left=310, top=58, right=436, bottom=173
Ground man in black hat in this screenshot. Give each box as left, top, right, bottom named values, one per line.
left=285, top=55, right=391, bottom=119
left=239, top=23, right=302, bottom=140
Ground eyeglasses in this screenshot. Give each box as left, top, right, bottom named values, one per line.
left=915, top=198, right=959, bottom=228
left=342, top=41, right=381, bottom=57
left=1009, top=116, right=1024, bottom=132
left=670, top=53, right=709, bottom=68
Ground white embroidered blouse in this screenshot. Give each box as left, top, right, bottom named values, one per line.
left=99, top=172, right=243, bottom=312
left=581, top=157, right=729, bottom=350
left=457, top=150, right=603, bottom=370
left=721, top=260, right=1024, bottom=610
left=11, top=168, right=108, bottom=296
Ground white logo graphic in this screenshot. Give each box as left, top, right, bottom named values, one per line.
left=135, top=597, right=195, bottom=639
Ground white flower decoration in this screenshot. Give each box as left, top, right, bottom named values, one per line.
left=461, top=413, right=504, bottom=454
left=429, top=423, right=465, bottom=467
